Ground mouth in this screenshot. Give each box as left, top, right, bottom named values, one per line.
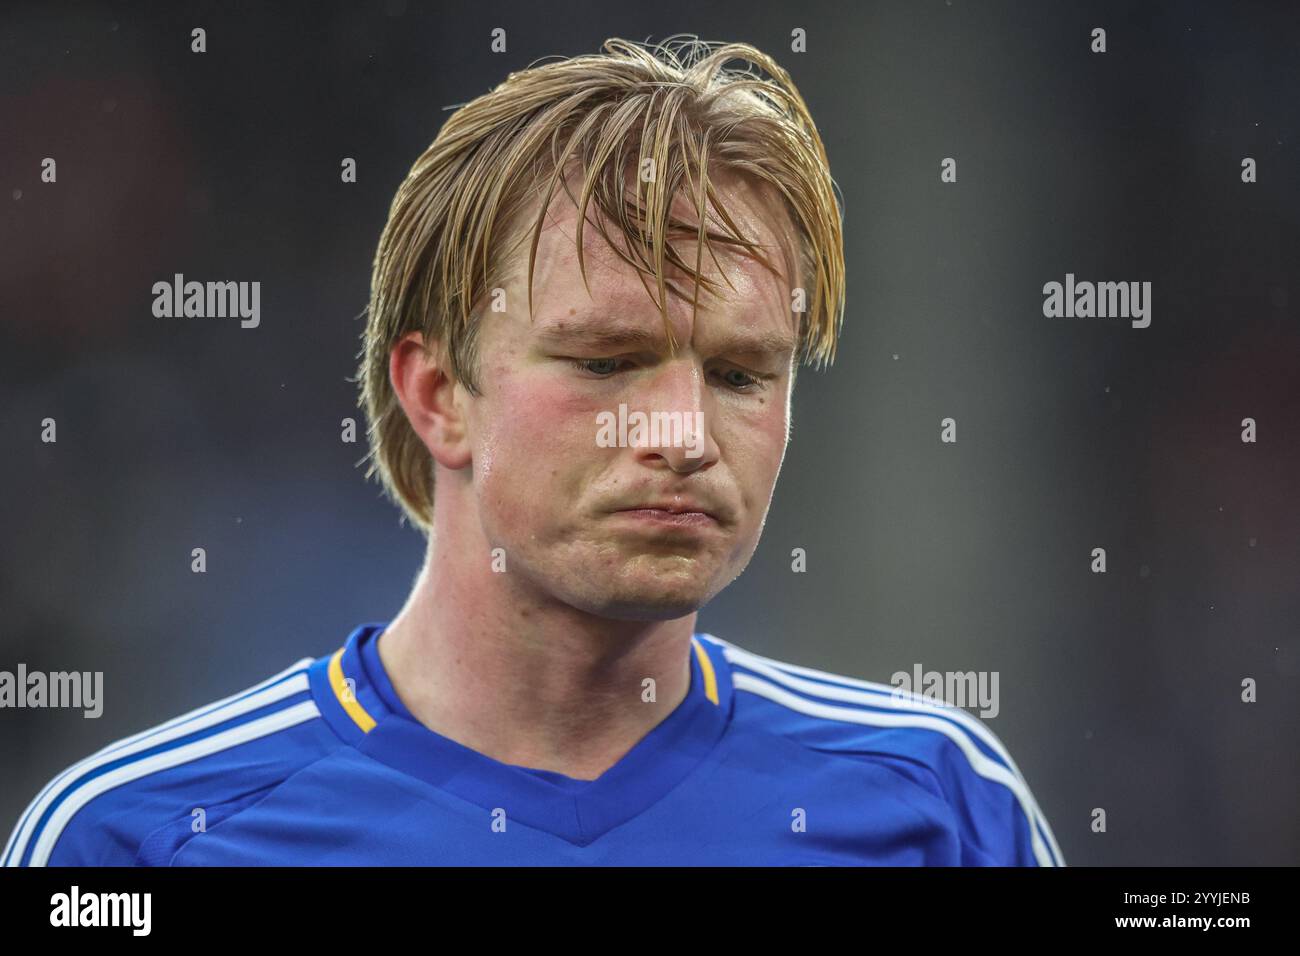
left=612, top=507, right=720, bottom=529
left=610, top=492, right=728, bottom=531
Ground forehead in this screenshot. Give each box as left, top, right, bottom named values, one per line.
left=515, top=170, right=801, bottom=351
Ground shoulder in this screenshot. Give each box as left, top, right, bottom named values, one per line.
left=3, top=655, right=341, bottom=867
left=697, top=632, right=1065, bottom=866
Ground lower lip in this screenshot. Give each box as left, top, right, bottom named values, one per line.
left=614, top=509, right=719, bottom=529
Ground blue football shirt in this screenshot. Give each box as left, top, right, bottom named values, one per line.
left=4, top=625, right=1064, bottom=866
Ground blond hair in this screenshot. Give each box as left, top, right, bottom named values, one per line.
left=358, top=36, right=845, bottom=532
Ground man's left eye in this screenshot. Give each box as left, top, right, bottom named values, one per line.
left=718, top=368, right=760, bottom=390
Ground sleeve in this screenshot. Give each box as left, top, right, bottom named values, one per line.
left=6, top=775, right=147, bottom=866
left=5, top=754, right=291, bottom=867
left=926, top=735, right=1062, bottom=867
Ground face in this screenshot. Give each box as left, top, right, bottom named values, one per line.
left=458, top=172, right=800, bottom=620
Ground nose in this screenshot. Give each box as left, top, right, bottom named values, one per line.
left=629, top=359, right=719, bottom=474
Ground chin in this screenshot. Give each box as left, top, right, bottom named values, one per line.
left=564, top=571, right=720, bottom=622
left=583, top=596, right=708, bottom=623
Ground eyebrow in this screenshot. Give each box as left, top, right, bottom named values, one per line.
left=534, top=320, right=796, bottom=358
left=535, top=324, right=662, bottom=350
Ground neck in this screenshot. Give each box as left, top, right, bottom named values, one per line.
left=377, top=495, right=698, bottom=781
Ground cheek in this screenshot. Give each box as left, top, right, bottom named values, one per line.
left=469, top=367, right=601, bottom=496
left=727, top=395, right=790, bottom=482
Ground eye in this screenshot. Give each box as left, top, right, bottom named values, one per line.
left=571, top=357, right=626, bottom=376
left=716, top=367, right=762, bottom=391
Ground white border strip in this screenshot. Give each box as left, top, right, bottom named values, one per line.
left=705, top=634, right=1064, bottom=865
left=733, top=672, right=1055, bottom=866
left=27, top=700, right=320, bottom=866
left=5, top=662, right=314, bottom=867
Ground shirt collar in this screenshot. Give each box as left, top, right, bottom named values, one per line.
left=309, top=622, right=734, bottom=845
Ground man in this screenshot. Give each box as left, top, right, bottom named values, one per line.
left=5, top=38, right=1062, bottom=866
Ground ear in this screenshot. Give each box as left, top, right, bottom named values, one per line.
left=389, top=331, right=473, bottom=470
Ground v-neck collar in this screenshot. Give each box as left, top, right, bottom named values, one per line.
left=308, top=623, right=734, bottom=846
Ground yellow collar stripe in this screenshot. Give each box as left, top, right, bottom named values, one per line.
left=329, top=648, right=377, bottom=733
left=691, top=637, right=719, bottom=706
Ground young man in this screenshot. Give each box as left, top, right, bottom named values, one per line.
left=6, top=38, right=1062, bottom=866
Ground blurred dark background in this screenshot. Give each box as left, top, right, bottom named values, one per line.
left=1, top=0, right=1296, bottom=865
